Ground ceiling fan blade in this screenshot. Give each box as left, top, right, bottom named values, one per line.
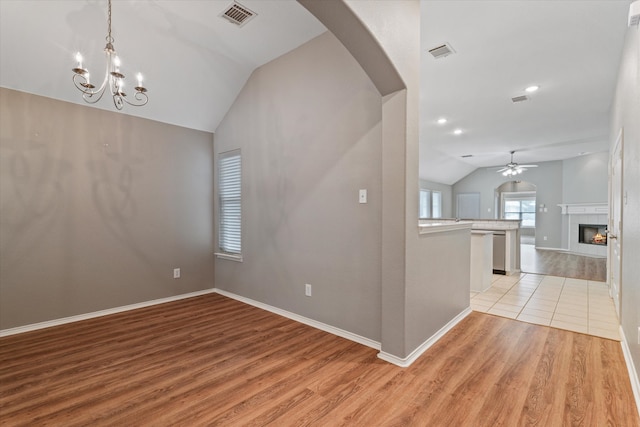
left=519, top=164, right=538, bottom=168
left=494, top=167, right=509, bottom=173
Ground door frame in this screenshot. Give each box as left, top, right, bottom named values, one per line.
left=608, top=128, right=623, bottom=316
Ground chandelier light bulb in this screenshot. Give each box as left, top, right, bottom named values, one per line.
left=75, top=52, right=83, bottom=67
left=114, top=56, right=121, bottom=68
left=136, top=73, right=143, bottom=87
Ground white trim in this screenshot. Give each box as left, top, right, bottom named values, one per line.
left=418, top=222, right=472, bottom=234
left=214, top=252, right=243, bottom=262
left=214, top=288, right=381, bottom=350
left=620, top=325, right=640, bottom=418
left=0, top=289, right=216, bottom=337
left=377, top=307, right=472, bottom=367
left=557, top=203, right=609, bottom=215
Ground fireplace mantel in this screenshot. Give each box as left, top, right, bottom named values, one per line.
left=557, top=203, right=608, bottom=215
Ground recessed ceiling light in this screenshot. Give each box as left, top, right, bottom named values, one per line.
left=525, top=85, right=540, bottom=93
left=454, top=129, right=463, bottom=135
left=437, top=118, right=447, bottom=124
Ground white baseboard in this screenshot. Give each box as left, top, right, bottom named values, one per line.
left=377, top=307, right=472, bottom=368
left=0, top=289, right=217, bottom=337
left=620, top=325, right=640, bottom=418
left=213, top=288, right=381, bottom=351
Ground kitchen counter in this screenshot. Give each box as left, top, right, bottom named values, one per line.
left=420, top=218, right=521, bottom=276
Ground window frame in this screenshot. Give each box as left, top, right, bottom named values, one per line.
left=501, top=192, right=536, bottom=228
left=216, top=149, right=243, bottom=262
left=419, top=189, right=442, bottom=219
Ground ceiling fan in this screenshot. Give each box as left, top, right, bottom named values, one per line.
left=495, top=151, right=538, bottom=176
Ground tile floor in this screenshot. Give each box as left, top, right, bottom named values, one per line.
left=470, top=273, right=620, bottom=341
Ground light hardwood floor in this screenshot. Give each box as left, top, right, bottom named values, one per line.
left=1, top=293, right=638, bottom=426
left=520, top=243, right=607, bottom=281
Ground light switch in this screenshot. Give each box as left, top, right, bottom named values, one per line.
left=359, top=189, right=367, bottom=204
left=544, top=207, right=548, bottom=212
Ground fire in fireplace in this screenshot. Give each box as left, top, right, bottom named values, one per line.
left=578, top=224, right=607, bottom=246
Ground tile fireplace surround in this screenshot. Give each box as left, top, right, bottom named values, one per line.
left=558, top=203, right=608, bottom=257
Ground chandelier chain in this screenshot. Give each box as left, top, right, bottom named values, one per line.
left=106, top=0, right=113, bottom=44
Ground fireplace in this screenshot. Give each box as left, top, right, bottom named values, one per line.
left=578, top=224, right=607, bottom=246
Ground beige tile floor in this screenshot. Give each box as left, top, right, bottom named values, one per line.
left=470, top=273, right=620, bottom=341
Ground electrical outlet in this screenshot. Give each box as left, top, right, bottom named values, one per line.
left=543, top=236, right=547, bottom=241
left=305, top=284, right=312, bottom=297
left=173, top=268, right=181, bottom=279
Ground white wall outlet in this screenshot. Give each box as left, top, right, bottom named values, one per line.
left=359, top=189, right=367, bottom=204
left=543, top=236, right=548, bottom=241
left=305, top=283, right=312, bottom=297
left=173, top=268, right=181, bottom=279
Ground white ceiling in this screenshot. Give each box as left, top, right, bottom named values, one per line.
left=0, top=1, right=632, bottom=186
left=0, top=0, right=326, bottom=132
left=420, top=0, right=632, bottom=184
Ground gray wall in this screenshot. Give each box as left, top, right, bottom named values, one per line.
left=419, top=179, right=453, bottom=218
left=562, top=151, right=609, bottom=203
left=214, top=32, right=383, bottom=341
left=610, top=23, right=640, bottom=391
left=453, top=161, right=564, bottom=248
left=0, top=88, right=214, bottom=330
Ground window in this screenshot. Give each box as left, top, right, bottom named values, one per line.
left=218, top=150, right=242, bottom=256
left=419, top=189, right=442, bottom=218
left=502, top=193, right=536, bottom=227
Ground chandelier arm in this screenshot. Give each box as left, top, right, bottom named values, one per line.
left=120, top=91, right=149, bottom=107
left=83, top=86, right=108, bottom=105
left=72, top=74, right=109, bottom=104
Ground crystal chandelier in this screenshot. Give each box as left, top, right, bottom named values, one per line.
left=72, top=0, right=148, bottom=109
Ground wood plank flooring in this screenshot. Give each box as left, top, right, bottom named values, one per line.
left=521, top=244, right=607, bottom=281
left=1, top=293, right=638, bottom=426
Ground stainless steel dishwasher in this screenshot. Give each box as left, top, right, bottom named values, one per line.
left=493, top=231, right=506, bottom=274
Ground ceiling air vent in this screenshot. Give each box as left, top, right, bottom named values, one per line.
left=511, top=95, right=530, bottom=103
left=461, top=154, right=473, bottom=158
left=428, top=43, right=455, bottom=59
left=220, top=2, right=257, bottom=27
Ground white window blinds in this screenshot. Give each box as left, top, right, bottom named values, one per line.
left=218, top=150, right=241, bottom=254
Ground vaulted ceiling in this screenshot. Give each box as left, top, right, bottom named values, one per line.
left=0, top=0, right=326, bottom=132
left=0, top=1, right=632, bottom=185
left=420, top=0, right=632, bottom=184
